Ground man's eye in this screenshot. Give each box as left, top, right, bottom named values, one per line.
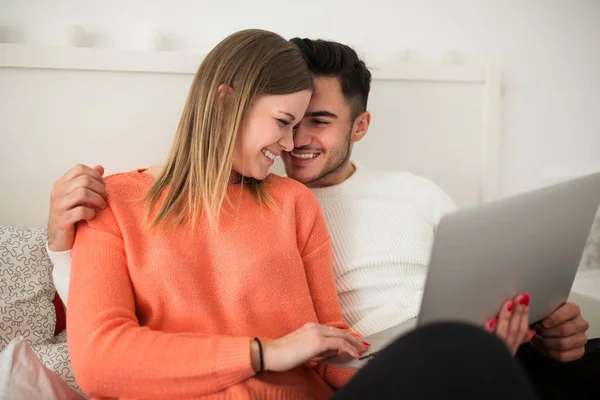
left=313, top=120, right=328, bottom=125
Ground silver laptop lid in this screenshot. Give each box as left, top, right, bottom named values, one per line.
left=418, top=172, right=600, bottom=328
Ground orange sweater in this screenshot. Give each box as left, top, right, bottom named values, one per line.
left=68, top=170, right=357, bottom=399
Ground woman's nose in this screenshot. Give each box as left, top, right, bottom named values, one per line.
left=279, top=130, right=294, bottom=152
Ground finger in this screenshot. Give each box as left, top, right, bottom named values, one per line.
left=312, top=349, right=339, bottom=360
left=67, top=206, right=96, bottom=224
left=66, top=187, right=107, bottom=210
left=540, top=316, right=590, bottom=338
left=518, top=295, right=531, bottom=345
left=545, top=346, right=586, bottom=363
left=319, top=326, right=367, bottom=352
left=341, top=340, right=362, bottom=358
left=505, top=295, right=525, bottom=351
left=321, top=337, right=361, bottom=358
left=494, top=299, right=514, bottom=340
left=51, top=193, right=94, bottom=229
left=542, top=302, right=580, bottom=329
left=539, top=333, right=588, bottom=352
left=62, top=164, right=105, bottom=185
left=483, top=318, right=497, bottom=333
left=65, top=174, right=107, bottom=199
left=93, top=165, right=105, bottom=176
left=507, top=293, right=530, bottom=350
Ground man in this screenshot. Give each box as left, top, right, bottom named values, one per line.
left=48, top=38, right=597, bottom=398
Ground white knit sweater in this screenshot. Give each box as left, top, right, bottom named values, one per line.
left=48, top=163, right=456, bottom=336
left=310, top=164, right=456, bottom=336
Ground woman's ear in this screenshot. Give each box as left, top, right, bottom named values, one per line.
left=216, top=85, right=234, bottom=98
left=351, top=111, right=371, bottom=143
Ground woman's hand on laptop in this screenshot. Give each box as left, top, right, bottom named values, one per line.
left=484, top=293, right=536, bottom=356
left=257, top=322, right=369, bottom=372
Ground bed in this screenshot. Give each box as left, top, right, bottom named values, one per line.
left=0, top=43, right=599, bottom=395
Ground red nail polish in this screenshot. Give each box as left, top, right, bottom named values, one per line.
left=529, top=329, right=536, bottom=337
left=520, top=293, right=530, bottom=306
left=363, top=341, right=371, bottom=347
left=488, top=318, right=497, bottom=329
left=507, top=301, right=515, bottom=312
left=358, top=352, right=362, bottom=357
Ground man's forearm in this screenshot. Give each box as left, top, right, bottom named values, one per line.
left=46, top=242, right=72, bottom=305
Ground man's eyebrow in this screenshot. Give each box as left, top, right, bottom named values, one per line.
left=306, top=110, right=338, bottom=119
left=278, top=112, right=296, bottom=121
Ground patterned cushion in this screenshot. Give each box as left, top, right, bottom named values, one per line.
left=31, top=331, right=82, bottom=394
left=0, top=226, right=56, bottom=350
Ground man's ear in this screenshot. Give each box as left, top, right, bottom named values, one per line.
left=351, top=111, right=371, bottom=143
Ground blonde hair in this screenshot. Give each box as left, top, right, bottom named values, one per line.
left=144, top=29, right=313, bottom=229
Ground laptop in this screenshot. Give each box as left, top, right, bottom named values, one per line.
left=324, top=172, right=600, bottom=369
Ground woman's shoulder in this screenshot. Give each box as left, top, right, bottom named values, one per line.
left=265, top=174, right=322, bottom=218
left=266, top=174, right=316, bottom=200
left=85, top=169, right=151, bottom=231
left=103, top=169, right=152, bottom=200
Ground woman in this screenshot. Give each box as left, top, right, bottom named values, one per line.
left=68, top=29, right=537, bottom=399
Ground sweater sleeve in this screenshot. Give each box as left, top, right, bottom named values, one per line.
left=46, top=244, right=72, bottom=306
left=295, top=190, right=359, bottom=389
left=68, top=207, right=255, bottom=399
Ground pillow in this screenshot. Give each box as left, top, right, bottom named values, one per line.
left=52, top=292, right=66, bottom=336
left=0, top=226, right=56, bottom=351
left=0, top=336, right=84, bottom=400
left=31, top=330, right=81, bottom=393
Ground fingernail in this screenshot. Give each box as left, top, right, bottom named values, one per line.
left=488, top=318, right=497, bottom=329
left=529, top=329, right=536, bottom=337
left=543, top=319, right=551, bottom=328
left=520, top=293, right=530, bottom=306
left=363, top=341, right=371, bottom=347
left=507, top=301, right=515, bottom=312
left=358, top=352, right=362, bottom=357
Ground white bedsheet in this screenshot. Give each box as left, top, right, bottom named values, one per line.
left=0, top=336, right=84, bottom=400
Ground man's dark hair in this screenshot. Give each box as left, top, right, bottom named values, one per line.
left=290, top=38, right=371, bottom=121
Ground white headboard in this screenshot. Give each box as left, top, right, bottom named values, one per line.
left=0, top=44, right=501, bottom=227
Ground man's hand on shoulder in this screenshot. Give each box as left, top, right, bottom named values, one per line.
left=532, top=301, right=589, bottom=362
left=48, top=164, right=107, bottom=252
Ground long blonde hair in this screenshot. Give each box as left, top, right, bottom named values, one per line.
left=144, top=29, right=313, bottom=229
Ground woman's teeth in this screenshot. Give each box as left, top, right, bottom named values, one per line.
left=290, top=152, right=318, bottom=160
left=262, top=149, right=276, bottom=160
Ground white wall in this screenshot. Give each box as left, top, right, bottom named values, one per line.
left=2, top=0, right=599, bottom=196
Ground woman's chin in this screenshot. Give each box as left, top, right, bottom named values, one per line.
left=245, top=170, right=269, bottom=181
left=254, top=172, right=269, bottom=181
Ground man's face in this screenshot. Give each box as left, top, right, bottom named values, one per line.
left=281, top=76, right=355, bottom=187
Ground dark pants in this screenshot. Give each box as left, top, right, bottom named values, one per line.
left=516, top=338, right=600, bottom=400
left=333, top=322, right=538, bottom=399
